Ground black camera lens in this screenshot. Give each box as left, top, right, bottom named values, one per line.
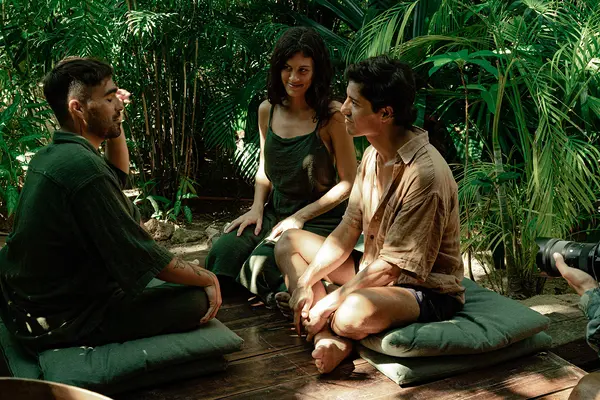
left=535, top=237, right=600, bottom=278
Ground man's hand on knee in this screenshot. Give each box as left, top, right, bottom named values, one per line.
left=158, top=257, right=222, bottom=323
left=290, top=286, right=314, bottom=336
left=304, top=309, right=330, bottom=342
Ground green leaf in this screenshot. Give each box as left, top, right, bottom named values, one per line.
left=6, top=185, right=19, bottom=216
left=426, top=54, right=455, bottom=63
left=467, top=59, right=499, bottom=78
left=174, top=199, right=181, bottom=217
left=148, top=195, right=170, bottom=205
left=18, top=134, right=42, bottom=143
left=184, top=206, right=193, bottom=223
left=469, top=50, right=504, bottom=59
left=466, top=84, right=497, bottom=114
left=146, top=196, right=160, bottom=215
left=480, top=90, right=497, bottom=114
left=472, top=173, right=494, bottom=188
left=495, top=171, right=521, bottom=183
left=428, top=57, right=455, bottom=76
left=457, top=49, right=469, bottom=60
left=0, top=94, right=21, bottom=134
left=465, top=84, right=486, bottom=91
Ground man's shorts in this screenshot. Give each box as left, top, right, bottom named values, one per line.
left=402, top=286, right=463, bottom=323
left=350, top=249, right=463, bottom=323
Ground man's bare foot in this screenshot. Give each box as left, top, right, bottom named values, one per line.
left=311, top=330, right=353, bottom=374
left=275, top=292, right=293, bottom=320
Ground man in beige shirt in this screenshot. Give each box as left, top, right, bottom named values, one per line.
left=273, top=55, right=465, bottom=374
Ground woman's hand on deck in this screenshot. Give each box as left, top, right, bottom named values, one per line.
left=266, top=214, right=305, bottom=241
left=290, top=286, right=314, bottom=336
left=224, top=208, right=264, bottom=236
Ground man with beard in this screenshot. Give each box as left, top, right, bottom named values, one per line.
left=0, top=57, right=221, bottom=353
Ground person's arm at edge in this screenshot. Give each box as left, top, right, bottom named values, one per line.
left=105, top=90, right=131, bottom=175
left=252, top=101, right=274, bottom=215
left=157, top=257, right=222, bottom=324
left=582, top=287, right=600, bottom=355
left=555, top=253, right=599, bottom=354
left=579, top=287, right=600, bottom=355
left=105, top=126, right=130, bottom=175
left=224, top=100, right=273, bottom=236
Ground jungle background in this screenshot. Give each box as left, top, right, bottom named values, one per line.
left=1, top=0, right=599, bottom=298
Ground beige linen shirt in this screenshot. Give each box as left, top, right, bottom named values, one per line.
left=343, top=128, right=465, bottom=303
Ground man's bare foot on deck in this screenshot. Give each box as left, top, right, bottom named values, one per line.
left=312, top=329, right=353, bottom=373
left=275, top=292, right=293, bottom=320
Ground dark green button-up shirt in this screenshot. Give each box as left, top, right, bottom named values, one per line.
left=0, top=130, right=172, bottom=350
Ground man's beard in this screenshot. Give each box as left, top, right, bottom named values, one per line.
left=87, top=114, right=121, bottom=140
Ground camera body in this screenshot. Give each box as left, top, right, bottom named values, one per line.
left=536, top=238, right=600, bottom=279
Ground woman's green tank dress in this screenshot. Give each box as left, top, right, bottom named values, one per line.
left=206, top=105, right=347, bottom=301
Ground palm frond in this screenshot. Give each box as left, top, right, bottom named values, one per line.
left=346, top=0, right=420, bottom=63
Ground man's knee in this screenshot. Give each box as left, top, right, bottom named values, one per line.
left=274, top=228, right=302, bottom=265
left=168, top=286, right=208, bottom=329
left=569, top=372, right=600, bottom=400
left=331, top=291, right=375, bottom=341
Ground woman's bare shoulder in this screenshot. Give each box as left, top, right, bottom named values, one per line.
left=329, top=100, right=343, bottom=113
left=259, top=99, right=272, bottom=114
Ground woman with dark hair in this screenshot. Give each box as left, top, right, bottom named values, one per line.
left=206, top=27, right=357, bottom=305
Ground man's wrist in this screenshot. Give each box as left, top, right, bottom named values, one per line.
left=297, top=273, right=312, bottom=289
left=292, top=210, right=309, bottom=224
left=316, top=292, right=342, bottom=317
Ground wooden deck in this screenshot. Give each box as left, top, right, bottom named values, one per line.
left=121, top=294, right=587, bottom=400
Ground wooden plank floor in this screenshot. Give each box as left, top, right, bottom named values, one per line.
left=121, top=294, right=587, bottom=400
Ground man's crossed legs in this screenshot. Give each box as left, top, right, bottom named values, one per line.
left=274, top=229, right=420, bottom=373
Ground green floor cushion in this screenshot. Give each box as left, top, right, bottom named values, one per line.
left=0, top=318, right=42, bottom=380
left=0, top=318, right=243, bottom=395
left=360, top=278, right=550, bottom=357
left=358, top=331, right=552, bottom=386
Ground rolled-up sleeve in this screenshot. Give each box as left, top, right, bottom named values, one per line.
left=581, top=288, right=600, bottom=355
left=71, top=176, right=173, bottom=296
left=378, top=193, right=445, bottom=281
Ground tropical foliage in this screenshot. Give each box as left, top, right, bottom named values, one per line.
left=1, top=0, right=599, bottom=295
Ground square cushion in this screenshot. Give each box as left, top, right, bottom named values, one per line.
left=359, top=331, right=551, bottom=385
left=360, top=278, right=550, bottom=357
left=0, top=318, right=243, bottom=395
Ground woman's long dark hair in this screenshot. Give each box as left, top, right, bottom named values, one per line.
left=267, top=27, right=334, bottom=127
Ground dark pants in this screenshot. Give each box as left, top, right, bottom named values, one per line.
left=80, top=283, right=208, bottom=347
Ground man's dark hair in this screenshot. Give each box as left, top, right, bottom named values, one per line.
left=42, top=57, right=113, bottom=126
left=345, top=55, right=417, bottom=129
left=267, top=26, right=334, bottom=126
